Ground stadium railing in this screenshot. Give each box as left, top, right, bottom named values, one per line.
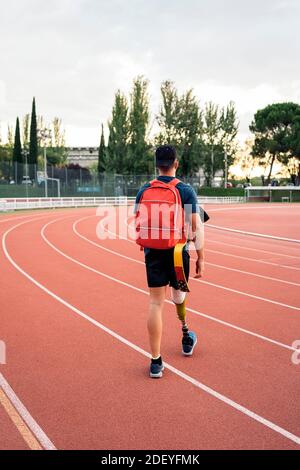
left=0, top=195, right=245, bottom=212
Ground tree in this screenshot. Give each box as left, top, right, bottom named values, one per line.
left=249, top=102, right=300, bottom=185
left=128, top=76, right=151, bottom=174
left=7, top=125, right=14, bottom=148
left=0, top=124, right=13, bottom=181
left=219, top=102, right=239, bottom=183
left=12, top=117, right=23, bottom=183
left=0, top=146, right=12, bottom=181
left=232, top=138, right=260, bottom=181
left=52, top=117, right=65, bottom=148
left=1, top=125, right=14, bottom=181
left=29, top=97, right=38, bottom=180
left=46, top=117, right=66, bottom=165
left=177, top=89, right=203, bottom=177
left=156, top=81, right=203, bottom=177
left=98, top=124, right=106, bottom=174
left=202, top=101, right=239, bottom=185
left=37, top=115, right=46, bottom=144
left=22, top=114, right=30, bottom=148
left=156, top=80, right=181, bottom=145
left=203, top=102, right=221, bottom=185
left=106, top=90, right=130, bottom=173
left=286, top=111, right=300, bottom=185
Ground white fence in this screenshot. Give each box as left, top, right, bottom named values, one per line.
left=0, top=195, right=245, bottom=212
left=245, top=186, right=300, bottom=202
left=198, top=196, right=245, bottom=204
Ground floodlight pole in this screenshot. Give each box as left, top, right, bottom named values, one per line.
left=211, top=147, right=214, bottom=187
left=44, top=147, right=48, bottom=198
left=22, top=149, right=29, bottom=199
left=224, top=149, right=228, bottom=188
left=38, top=128, right=51, bottom=198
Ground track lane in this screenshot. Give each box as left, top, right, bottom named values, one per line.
left=125, top=210, right=300, bottom=281
left=206, top=232, right=300, bottom=261
left=75, top=215, right=300, bottom=345
left=204, top=204, right=300, bottom=274
left=121, top=215, right=300, bottom=308
left=2, top=213, right=299, bottom=449
left=204, top=248, right=300, bottom=281
left=206, top=204, right=300, bottom=241
left=0, top=210, right=95, bottom=450
left=32, top=215, right=296, bottom=442
left=1, top=208, right=300, bottom=448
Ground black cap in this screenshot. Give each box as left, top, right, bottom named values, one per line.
left=155, top=145, right=177, bottom=168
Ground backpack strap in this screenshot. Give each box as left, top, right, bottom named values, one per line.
left=168, top=178, right=180, bottom=187
left=149, top=178, right=180, bottom=187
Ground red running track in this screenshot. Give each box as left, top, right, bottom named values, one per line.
left=0, top=204, right=299, bottom=450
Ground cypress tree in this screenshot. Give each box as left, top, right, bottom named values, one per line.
left=107, top=91, right=129, bottom=173
left=128, top=76, right=151, bottom=174
left=29, top=97, right=38, bottom=180
left=12, top=117, right=23, bottom=183
left=98, top=124, right=106, bottom=174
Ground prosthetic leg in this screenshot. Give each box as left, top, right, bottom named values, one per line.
left=171, top=289, right=189, bottom=337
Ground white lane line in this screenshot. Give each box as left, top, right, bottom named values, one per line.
left=206, top=247, right=300, bottom=271
left=3, top=219, right=300, bottom=447
left=195, top=279, right=300, bottom=311
left=125, top=213, right=300, bottom=286
left=198, top=261, right=300, bottom=287
left=0, top=208, right=94, bottom=225
left=72, top=217, right=296, bottom=352
left=124, top=214, right=300, bottom=272
left=0, top=373, right=56, bottom=450
left=99, top=217, right=300, bottom=311
left=206, top=205, right=287, bottom=212
left=206, top=224, right=300, bottom=244
left=206, top=206, right=298, bottom=212
left=206, top=237, right=300, bottom=261
left=0, top=212, right=52, bottom=225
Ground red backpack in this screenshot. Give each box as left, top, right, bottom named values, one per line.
left=135, top=178, right=186, bottom=250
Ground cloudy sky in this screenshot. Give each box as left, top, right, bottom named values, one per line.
left=0, top=0, right=299, bottom=146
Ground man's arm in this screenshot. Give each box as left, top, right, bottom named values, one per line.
left=182, top=185, right=206, bottom=278
left=191, top=212, right=205, bottom=278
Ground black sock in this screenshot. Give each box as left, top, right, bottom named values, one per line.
left=151, top=356, right=162, bottom=365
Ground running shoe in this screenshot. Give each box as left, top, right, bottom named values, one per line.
left=182, top=331, right=197, bottom=356
left=149, top=361, right=164, bottom=378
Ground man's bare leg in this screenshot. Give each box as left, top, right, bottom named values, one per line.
left=148, top=286, right=166, bottom=358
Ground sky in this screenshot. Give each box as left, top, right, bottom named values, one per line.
left=0, top=0, right=299, bottom=146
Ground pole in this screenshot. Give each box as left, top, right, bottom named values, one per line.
left=25, top=153, right=29, bottom=200
left=44, top=147, right=48, bottom=198
left=154, top=154, right=157, bottom=179
left=225, top=151, right=227, bottom=188
left=211, top=147, right=214, bottom=187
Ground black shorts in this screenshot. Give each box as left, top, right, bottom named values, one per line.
left=145, top=248, right=190, bottom=289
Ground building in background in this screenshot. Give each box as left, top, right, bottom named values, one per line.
left=66, top=147, right=98, bottom=167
